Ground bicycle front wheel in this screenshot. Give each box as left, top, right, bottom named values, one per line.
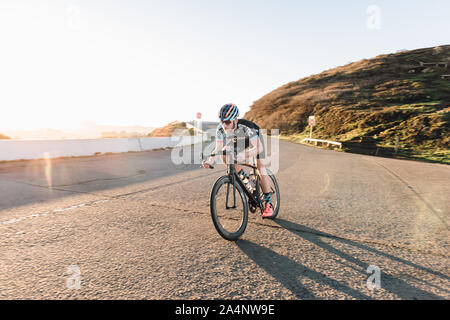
left=210, top=175, right=248, bottom=241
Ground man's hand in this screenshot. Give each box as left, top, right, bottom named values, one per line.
left=201, top=158, right=214, bottom=169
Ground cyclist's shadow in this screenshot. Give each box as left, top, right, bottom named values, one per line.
left=276, top=218, right=448, bottom=299
left=235, top=239, right=371, bottom=300
left=237, top=218, right=447, bottom=299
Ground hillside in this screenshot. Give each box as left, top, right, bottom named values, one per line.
left=245, top=45, right=450, bottom=163
left=148, top=121, right=194, bottom=137
left=0, top=134, right=10, bottom=139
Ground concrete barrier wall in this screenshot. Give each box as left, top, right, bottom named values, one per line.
left=0, top=135, right=207, bottom=161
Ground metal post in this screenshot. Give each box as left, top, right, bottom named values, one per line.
left=196, top=119, right=201, bottom=134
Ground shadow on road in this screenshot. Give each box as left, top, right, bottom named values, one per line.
left=236, top=239, right=372, bottom=300
left=274, top=218, right=448, bottom=300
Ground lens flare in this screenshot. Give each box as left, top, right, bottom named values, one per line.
left=320, top=173, right=330, bottom=194
left=44, top=152, right=52, bottom=187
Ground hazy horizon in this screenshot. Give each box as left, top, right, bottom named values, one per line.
left=1, top=0, right=449, bottom=132
left=0, top=120, right=157, bottom=140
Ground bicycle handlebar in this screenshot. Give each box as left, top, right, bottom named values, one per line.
left=201, top=151, right=257, bottom=170
left=201, top=150, right=237, bottom=169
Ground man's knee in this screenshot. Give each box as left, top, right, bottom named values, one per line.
left=256, top=159, right=265, bottom=168
left=256, top=159, right=269, bottom=175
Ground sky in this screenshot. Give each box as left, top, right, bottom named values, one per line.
left=0, top=0, right=449, bottom=130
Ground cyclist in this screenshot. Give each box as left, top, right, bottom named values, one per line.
left=202, top=103, right=274, bottom=218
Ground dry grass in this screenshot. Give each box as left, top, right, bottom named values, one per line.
left=245, top=45, right=450, bottom=163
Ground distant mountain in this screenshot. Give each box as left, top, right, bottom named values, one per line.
left=100, top=131, right=152, bottom=138
left=0, top=133, right=10, bottom=139
left=149, top=121, right=193, bottom=137
left=245, top=45, right=450, bottom=163
left=1, top=128, right=74, bottom=140
left=71, top=121, right=155, bottom=138
left=1, top=122, right=155, bottom=140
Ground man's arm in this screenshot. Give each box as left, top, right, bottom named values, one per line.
left=202, top=140, right=224, bottom=168
left=211, top=140, right=225, bottom=163
left=243, top=137, right=259, bottom=158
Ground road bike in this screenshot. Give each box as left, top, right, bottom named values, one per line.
left=201, top=150, right=280, bottom=241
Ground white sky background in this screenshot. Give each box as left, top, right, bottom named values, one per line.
left=0, top=0, right=449, bottom=131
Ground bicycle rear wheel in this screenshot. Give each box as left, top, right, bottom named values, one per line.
left=210, top=175, right=248, bottom=241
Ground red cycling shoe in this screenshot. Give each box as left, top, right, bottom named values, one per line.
left=261, top=202, right=274, bottom=218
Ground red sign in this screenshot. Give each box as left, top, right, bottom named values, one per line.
left=308, top=115, right=316, bottom=126
left=196, top=112, right=202, bottom=119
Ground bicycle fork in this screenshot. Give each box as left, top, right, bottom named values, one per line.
left=225, top=174, right=237, bottom=209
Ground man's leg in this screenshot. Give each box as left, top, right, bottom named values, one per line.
left=255, top=136, right=271, bottom=193
left=257, top=158, right=275, bottom=217
left=257, top=159, right=271, bottom=194
left=234, top=164, right=243, bottom=173
left=256, top=137, right=274, bottom=217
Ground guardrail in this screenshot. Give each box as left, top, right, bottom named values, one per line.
left=301, top=138, right=342, bottom=149
left=419, top=61, right=448, bottom=68
left=0, top=135, right=208, bottom=162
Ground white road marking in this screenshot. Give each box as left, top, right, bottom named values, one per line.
left=0, top=200, right=110, bottom=226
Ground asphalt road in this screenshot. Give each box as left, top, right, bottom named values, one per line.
left=0, top=140, right=448, bottom=299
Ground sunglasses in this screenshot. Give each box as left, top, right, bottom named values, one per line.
left=221, top=120, right=233, bottom=125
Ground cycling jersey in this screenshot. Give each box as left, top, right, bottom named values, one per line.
left=216, top=119, right=265, bottom=159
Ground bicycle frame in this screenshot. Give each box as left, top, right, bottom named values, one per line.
left=202, top=151, right=264, bottom=213
left=229, top=162, right=263, bottom=211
